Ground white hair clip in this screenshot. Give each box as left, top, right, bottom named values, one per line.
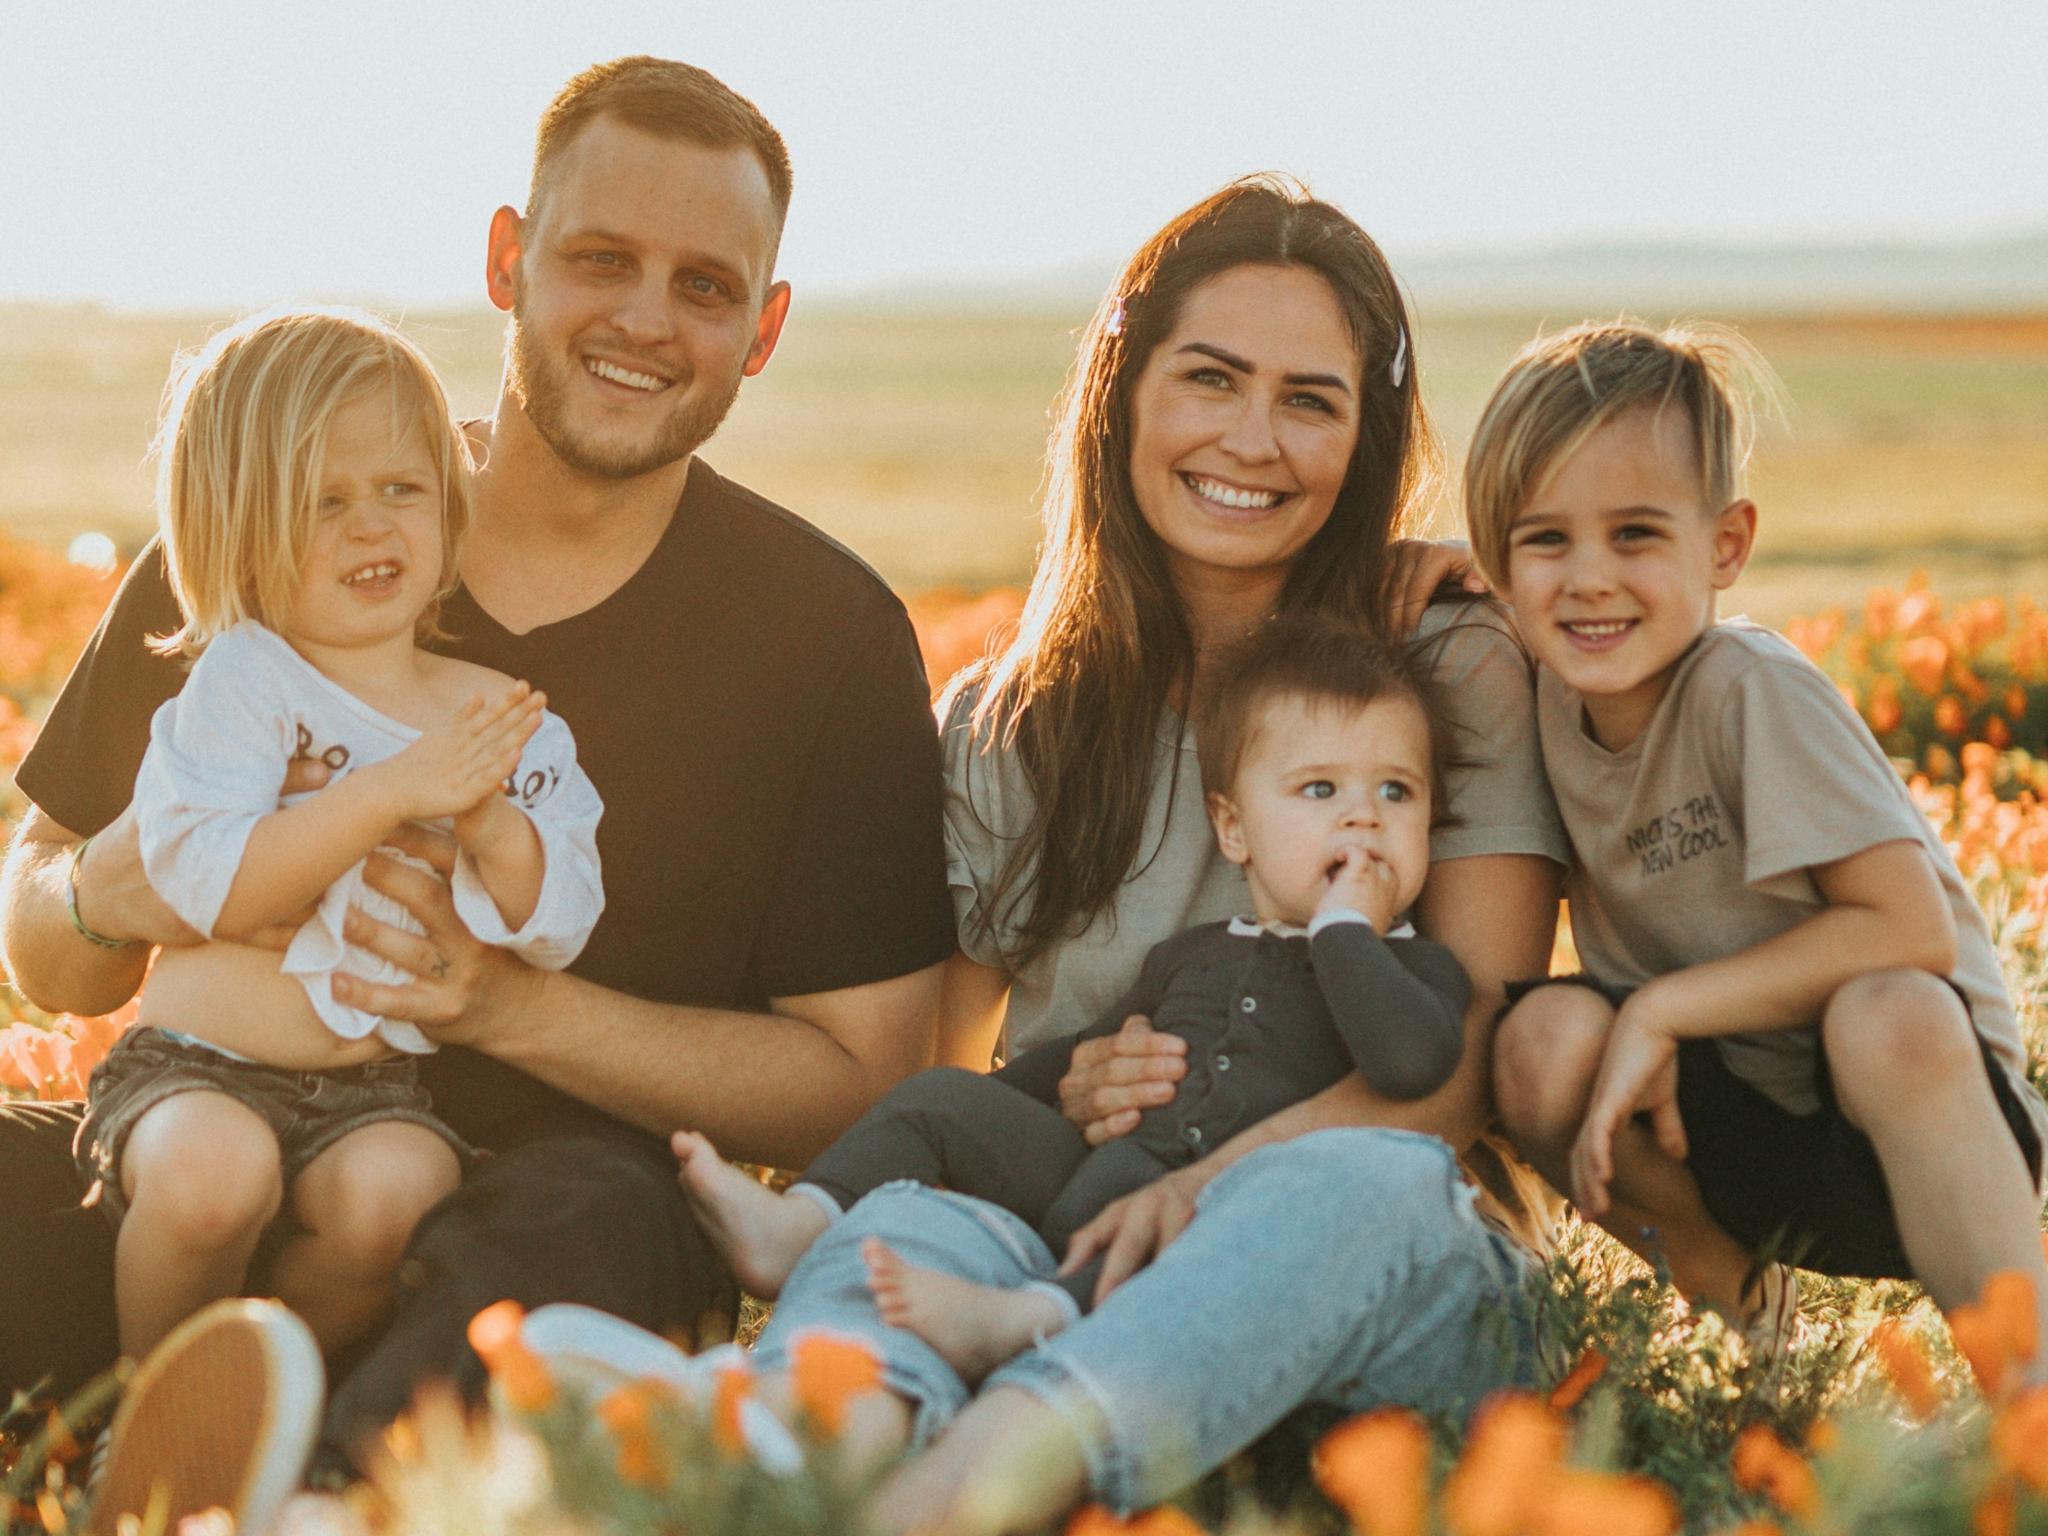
left=1388, top=325, right=1408, bottom=389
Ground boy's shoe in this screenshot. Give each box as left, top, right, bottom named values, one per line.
left=1740, top=1262, right=1802, bottom=1368
left=85, top=1300, right=324, bottom=1536
left=519, top=1304, right=802, bottom=1473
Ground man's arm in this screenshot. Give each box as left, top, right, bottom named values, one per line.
left=330, top=828, right=942, bottom=1169
left=2, top=806, right=174, bottom=1016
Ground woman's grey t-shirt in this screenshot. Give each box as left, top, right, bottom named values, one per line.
left=942, top=601, right=1570, bottom=1054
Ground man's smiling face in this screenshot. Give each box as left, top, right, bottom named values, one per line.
left=498, top=114, right=788, bottom=481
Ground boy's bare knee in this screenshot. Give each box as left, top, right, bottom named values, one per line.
left=1823, top=969, right=1978, bottom=1124
left=1493, top=986, right=1614, bottom=1140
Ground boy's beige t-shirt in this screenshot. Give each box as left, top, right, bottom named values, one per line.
left=1541, top=618, right=2046, bottom=1148
left=944, top=600, right=1571, bottom=1055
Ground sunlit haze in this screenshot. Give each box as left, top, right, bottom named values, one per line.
left=4, top=0, right=2045, bottom=310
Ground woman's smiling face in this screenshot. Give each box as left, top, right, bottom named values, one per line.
left=1127, top=262, right=1363, bottom=599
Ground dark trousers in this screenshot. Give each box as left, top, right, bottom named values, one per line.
left=0, top=1097, right=735, bottom=1472
left=802, top=1066, right=1172, bottom=1310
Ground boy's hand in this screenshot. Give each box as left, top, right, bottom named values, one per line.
left=1569, top=997, right=1687, bottom=1218
left=380, top=683, right=544, bottom=823
left=1319, top=846, right=1400, bottom=933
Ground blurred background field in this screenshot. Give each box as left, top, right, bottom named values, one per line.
left=5, top=299, right=2046, bottom=627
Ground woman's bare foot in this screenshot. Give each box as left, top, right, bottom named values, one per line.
left=672, top=1131, right=829, bottom=1299
left=862, top=1238, right=1069, bottom=1386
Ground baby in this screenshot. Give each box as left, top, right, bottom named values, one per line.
left=675, top=616, right=1469, bottom=1378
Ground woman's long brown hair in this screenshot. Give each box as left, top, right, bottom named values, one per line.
left=952, top=175, right=1442, bottom=965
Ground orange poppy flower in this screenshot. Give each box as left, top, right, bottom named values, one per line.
left=1065, top=1505, right=1206, bottom=1536
left=1730, top=1425, right=1818, bottom=1520
left=1871, top=1319, right=1942, bottom=1419
left=1974, top=1478, right=2017, bottom=1536
left=1990, top=1387, right=2048, bottom=1491
left=1441, top=1394, right=1564, bottom=1536
left=711, top=1362, right=755, bottom=1458
left=1546, top=1348, right=1608, bottom=1411
left=1899, top=635, right=1950, bottom=696
left=464, top=1301, right=556, bottom=1413
left=1951, top=1270, right=2040, bottom=1398
left=1315, top=1408, right=1431, bottom=1536
left=1935, top=695, right=1968, bottom=737
left=1526, top=1469, right=1678, bottom=1536
left=790, top=1331, right=885, bottom=1436
left=598, top=1384, right=667, bottom=1488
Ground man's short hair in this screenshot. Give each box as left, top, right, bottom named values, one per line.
left=1195, top=616, right=1453, bottom=820
left=1464, top=320, right=1775, bottom=588
left=529, top=56, right=793, bottom=229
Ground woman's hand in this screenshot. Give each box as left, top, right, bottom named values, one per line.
left=330, top=821, right=537, bottom=1042
left=1386, top=537, right=1491, bottom=636
left=1058, top=1161, right=1211, bottom=1305
left=1059, top=1017, right=1188, bottom=1146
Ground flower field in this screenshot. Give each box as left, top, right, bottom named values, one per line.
left=5, top=542, right=2048, bottom=1533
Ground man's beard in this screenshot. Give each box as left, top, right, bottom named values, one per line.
left=505, top=308, right=743, bottom=481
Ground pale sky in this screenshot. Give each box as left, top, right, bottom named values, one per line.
left=4, top=0, right=2045, bottom=310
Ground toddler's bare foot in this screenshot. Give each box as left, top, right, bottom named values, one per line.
left=672, top=1131, right=828, bottom=1299
left=862, top=1237, right=1069, bottom=1386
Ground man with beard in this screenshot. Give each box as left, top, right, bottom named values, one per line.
left=0, top=56, right=954, bottom=1507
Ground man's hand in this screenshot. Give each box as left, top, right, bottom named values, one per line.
left=1317, top=847, right=1400, bottom=934
left=1059, top=1016, right=1187, bottom=1146
left=330, top=822, right=536, bottom=1039
left=1058, top=1161, right=1210, bottom=1306
left=1569, top=993, right=1686, bottom=1218
left=1387, top=537, right=1491, bottom=637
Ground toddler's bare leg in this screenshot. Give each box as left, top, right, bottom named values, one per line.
left=115, top=1092, right=284, bottom=1357
left=1825, top=971, right=2048, bottom=1382
left=1494, top=986, right=1758, bottom=1316
left=863, top=1238, right=1070, bottom=1386
left=271, top=1122, right=460, bottom=1357
left=672, top=1130, right=830, bottom=1298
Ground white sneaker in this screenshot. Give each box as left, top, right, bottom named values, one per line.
left=518, top=1305, right=801, bottom=1473
left=86, top=1300, right=324, bottom=1536
left=1740, top=1262, right=1802, bottom=1368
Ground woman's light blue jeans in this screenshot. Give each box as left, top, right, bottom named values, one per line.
left=753, top=1126, right=1537, bottom=1512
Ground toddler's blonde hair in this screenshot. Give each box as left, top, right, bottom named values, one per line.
left=153, top=305, right=472, bottom=657
left=1463, top=320, right=1778, bottom=588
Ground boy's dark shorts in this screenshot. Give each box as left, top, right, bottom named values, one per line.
left=74, top=1026, right=472, bottom=1230
left=1504, top=974, right=2045, bottom=1278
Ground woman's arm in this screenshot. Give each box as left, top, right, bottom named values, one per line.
left=1059, top=852, right=1560, bottom=1300
left=935, top=950, right=1011, bottom=1070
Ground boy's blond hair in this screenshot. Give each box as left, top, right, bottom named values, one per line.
left=152, top=306, right=473, bottom=658
left=1463, top=320, right=1777, bottom=587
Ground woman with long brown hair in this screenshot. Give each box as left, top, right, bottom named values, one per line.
left=729, top=175, right=1570, bottom=1532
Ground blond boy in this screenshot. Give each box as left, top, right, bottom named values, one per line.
left=1469, top=322, right=2047, bottom=1358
